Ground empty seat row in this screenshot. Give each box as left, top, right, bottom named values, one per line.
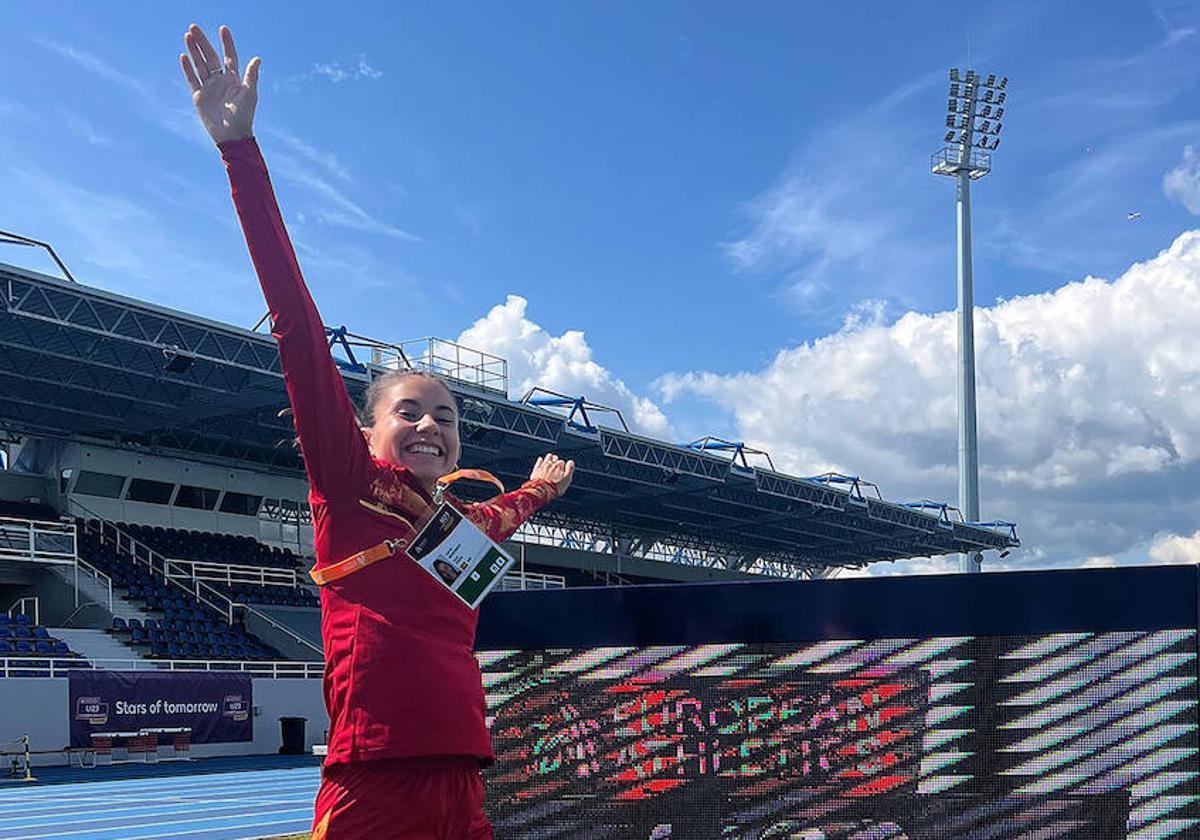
left=121, top=523, right=302, bottom=569
left=2, top=639, right=72, bottom=655
left=112, top=615, right=279, bottom=662
left=77, top=524, right=287, bottom=661
left=1, top=619, right=85, bottom=675
left=216, top=582, right=319, bottom=608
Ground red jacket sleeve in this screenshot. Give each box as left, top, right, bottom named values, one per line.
left=220, top=137, right=371, bottom=502
left=463, top=479, right=559, bottom=543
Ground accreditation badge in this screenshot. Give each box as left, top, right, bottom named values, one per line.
left=405, top=503, right=515, bottom=608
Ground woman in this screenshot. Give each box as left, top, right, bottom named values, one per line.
left=180, top=24, right=574, bottom=839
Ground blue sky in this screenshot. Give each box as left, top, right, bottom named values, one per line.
left=3, top=1, right=1200, bottom=572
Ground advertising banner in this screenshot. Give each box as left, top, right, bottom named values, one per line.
left=69, top=671, right=252, bottom=747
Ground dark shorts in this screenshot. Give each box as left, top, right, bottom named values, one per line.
left=312, top=757, right=493, bottom=840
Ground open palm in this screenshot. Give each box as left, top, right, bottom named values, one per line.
left=180, top=24, right=261, bottom=145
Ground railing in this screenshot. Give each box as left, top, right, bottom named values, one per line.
left=0, top=516, right=76, bottom=564
left=69, top=499, right=239, bottom=623
left=165, top=559, right=304, bottom=590
left=73, top=556, right=113, bottom=612
left=7, top=596, right=40, bottom=626
left=0, top=514, right=112, bottom=611
left=0, top=657, right=323, bottom=679
left=396, top=337, right=508, bottom=394
left=241, top=604, right=324, bottom=657
left=498, top=571, right=567, bottom=591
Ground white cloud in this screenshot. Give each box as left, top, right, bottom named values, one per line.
left=458, top=295, right=671, bottom=438
left=264, top=127, right=353, bottom=182
left=270, top=152, right=420, bottom=242
left=1149, top=530, right=1200, bottom=564
left=34, top=37, right=151, bottom=97
left=1, top=163, right=252, bottom=321
left=312, top=56, right=383, bottom=83
left=33, top=38, right=211, bottom=148
left=1165, top=145, right=1200, bottom=214
left=659, top=229, right=1200, bottom=569
left=835, top=556, right=960, bottom=578
left=0, top=97, right=32, bottom=119
left=56, top=107, right=112, bottom=147
left=720, top=70, right=944, bottom=316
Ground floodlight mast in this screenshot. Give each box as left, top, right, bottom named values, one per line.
left=931, top=69, right=1007, bottom=573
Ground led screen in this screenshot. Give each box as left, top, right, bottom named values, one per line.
left=479, top=631, right=1198, bottom=839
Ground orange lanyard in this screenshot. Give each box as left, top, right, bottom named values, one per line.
left=309, top=469, right=505, bottom=587
left=434, top=468, right=505, bottom=503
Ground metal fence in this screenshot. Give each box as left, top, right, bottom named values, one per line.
left=0, top=516, right=76, bottom=564
left=0, top=657, right=323, bottom=679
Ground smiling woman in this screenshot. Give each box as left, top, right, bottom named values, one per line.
left=179, top=22, right=574, bottom=840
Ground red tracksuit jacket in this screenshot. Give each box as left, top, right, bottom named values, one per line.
left=221, top=137, right=557, bottom=766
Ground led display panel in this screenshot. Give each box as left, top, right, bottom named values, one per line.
left=478, top=631, right=1198, bottom=838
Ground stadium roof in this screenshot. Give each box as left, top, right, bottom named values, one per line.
left=0, top=261, right=1018, bottom=577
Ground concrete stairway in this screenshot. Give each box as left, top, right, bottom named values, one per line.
left=48, top=564, right=157, bottom=626
left=49, top=628, right=151, bottom=667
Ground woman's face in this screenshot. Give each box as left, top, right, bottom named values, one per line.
left=367, top=376, right=461, bottom=489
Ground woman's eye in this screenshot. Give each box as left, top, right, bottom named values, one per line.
left=436, top=418, right=454, bottom=427
left=397, top=410, right=419, bottom=421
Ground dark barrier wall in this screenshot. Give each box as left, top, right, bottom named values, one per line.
left=476, top=566, right=1200, bottom=839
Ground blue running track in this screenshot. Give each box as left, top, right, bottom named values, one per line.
left=0, top=764, right=320, bottom=840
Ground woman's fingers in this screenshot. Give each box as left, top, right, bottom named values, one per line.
left=192, top=25, right=222, bottom=75
left=219, top=25, right=239, bottom=77
left=244, top=55, right=262, bottom=94
left=179, top=53, right=201, bottom=93
left=184, top=30, right=210, bottom=79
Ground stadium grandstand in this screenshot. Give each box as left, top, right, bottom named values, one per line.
left=0, top=253, right=1018, bottom=668
left=0, top=257, right=1019, bottom=837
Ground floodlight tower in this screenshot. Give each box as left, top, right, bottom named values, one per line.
left=932, top=69, right=1007, bottom=574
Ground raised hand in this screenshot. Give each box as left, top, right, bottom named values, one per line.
left=530, top=453, right=575, bottom=498
left=180, top=24, right=261, bottom=145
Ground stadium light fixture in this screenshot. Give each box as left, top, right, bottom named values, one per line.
left=930, top=68, right=1011, bottom=573
left=162, top=345, right=196, bottom=374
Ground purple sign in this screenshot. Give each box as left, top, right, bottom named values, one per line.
left=69, top=671, right=252, bottom=746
